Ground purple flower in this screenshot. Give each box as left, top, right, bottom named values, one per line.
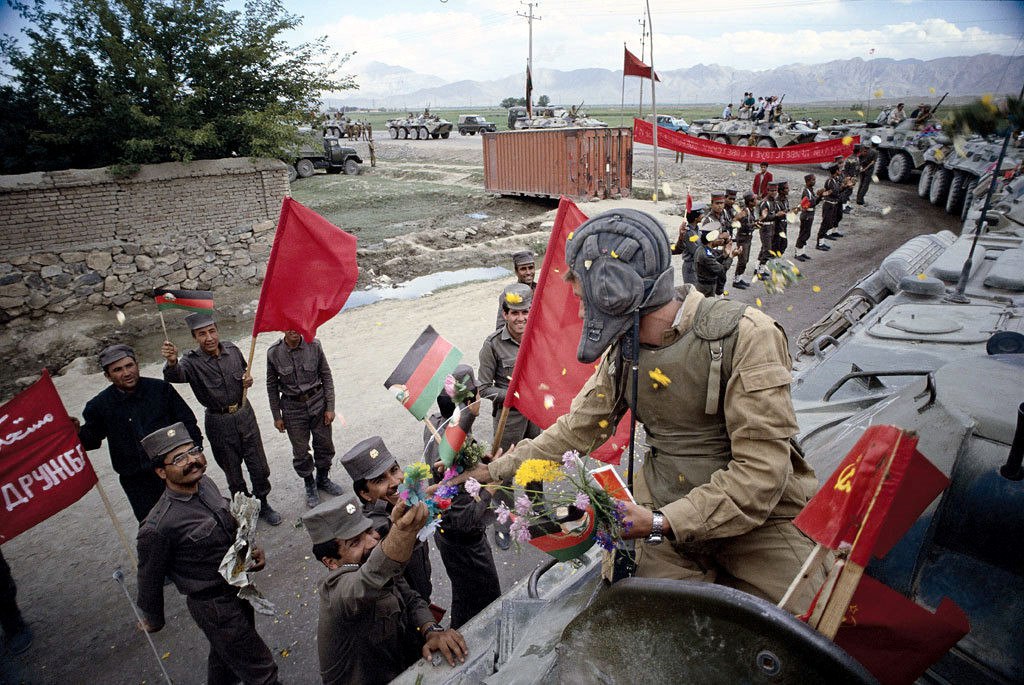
left=443, top=374, right=457, bottom=398
left=494, top=503, right=511, bottom=524
left=573, top=492, right=590, bottom=510
left=612, top=500, right=627, bottom=523
left=443, top=466, right=459, bottom=482
left=561, top=450, right=580, bottom=474
left=510, top=517, right=533, bottom=543
left=595, top=530, right=616, bottom=551
left=435, top=484, right=458, bottom=500
left=514, top=494, right=532, bottom=517
left=465, top=478, right=482, bottom=499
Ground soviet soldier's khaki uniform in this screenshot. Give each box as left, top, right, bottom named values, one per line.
left=486, top=286, right=825, bottom=610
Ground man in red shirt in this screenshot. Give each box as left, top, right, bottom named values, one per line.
left=752, top=162, right=773, bottom=198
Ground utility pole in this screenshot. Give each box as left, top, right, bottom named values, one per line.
left=638, top=13, right=647, bottom=117
left=517, top=2, right=542, bottom=74
left=647, top=0, right=658, bottom=204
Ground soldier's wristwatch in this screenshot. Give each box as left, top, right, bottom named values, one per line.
left=424, top=623, right=445, bottom=634
left=646, top=510, right=665, bottom=546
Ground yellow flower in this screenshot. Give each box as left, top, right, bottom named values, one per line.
left=791, top=266, right=800, bottom=275
left=505, top=292, right=523, bottom=305
left=514, top=459, right=565, bottom=486
left=917, top=273, right=927, bottom=280
left=408, top=462, right=432, bottom=480
left=648, top=368, right=672, bottom=386
left=981, top=93, right=997, bottom=113
left=873, top=89, right=884, bottom=98
left=855, top=110, right=865, bottom=117
left=842, top=135, right=853, bottom=146
left=812, top=285, right=822, bottom=293
left=935, top=148, right=946, bottom=161
left=567, top=231, right=574, bottom=240
left=598, top=419, right=609, bottom=428
left=929, top=86, right=936, bottom=94
left=561, top=368, right=567, bottom=376
left=723, top=290, right=729, bottom=296
left=689, top=234, right=699, bottom=242
left=610, top=250, right=619, bottom=259
left=755, top=298, right=763, bottom=307
left=543, top=394, right=555, bottom=409
left=786, top=305, right=793, bottom=312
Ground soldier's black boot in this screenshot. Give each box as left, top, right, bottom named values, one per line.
left=303, top=476, right=320, bottom=508
left=316, top=469, right=345, bottom=497
left=258, top=497, right=282, bottom=526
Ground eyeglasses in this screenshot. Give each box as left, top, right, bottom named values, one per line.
left=165, top=445, right=203, bottom=467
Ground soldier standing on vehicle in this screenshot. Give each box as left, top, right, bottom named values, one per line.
left=730, top=192, right=758, bottom=290
left=266, top=330, right=344, bottom=509
left=856, top=143, right=878, bottom=205
left=795, top=174, right=823, bottom=262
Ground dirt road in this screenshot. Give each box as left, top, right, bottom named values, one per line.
left=0, top=134, right=959, bottom=684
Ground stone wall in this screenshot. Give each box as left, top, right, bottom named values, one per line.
left=0, top=158, right=289, bottom=321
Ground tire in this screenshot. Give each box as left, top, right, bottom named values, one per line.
left=757, top=137, right=777, bottom=148
left=929, top=168, right=951, bottom=205
left=398, top=127, right=408, bottom=139
left=698, top=133, right=711, bottom=140
left=287, top=165, right=297, bottom=183
left=735, top=137, right=750, bottom=146
left=917, top=163, right=935, bottom=198
left=432, top=132, right=440, bottom=139
left=389, top=126, right=398, bottom=139
left=441, top=132, right=450, bottom=139
left=945, top=172, right=966, bottom=214
left=875, top=149, right=891, bottom=181
left=420, top=127, right=429, bottom=139
left=960, top=179, right=978, bottom=222
left=887, top=152, right=912, bottom=184
left=295, top=158, right=315, bottom=178
left=343, top=159, right=360, bottom=176
left=714, top=136, right=729, bottom=144
left=460, top=130, right=466, bottom=136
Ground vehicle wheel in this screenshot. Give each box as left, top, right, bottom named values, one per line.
left=398, top=127, right=407, bottom=139
left=343, top=159, right=360, bottom=176
left=441, top=132, right=450, bottom=139
left=917, top=163, right=935, bottom=198
left=756, top=137, right=777, bottom=147
left=389, top=127, right=398, bottom=139
left=929, top=167, right=951, bottom=205
left=419, top=127, right=428, bottom=139
left=960, top=179, right=978, bottom=222
left=887, top=152, right=912, bottom=184
left=287, top=165, right=297, bottom=183
left=714, top=136, right=729, bottom=144
left=945, top=172, right=966, bottom=214
left=735, top=137, right=750, bottom=146
left=296, top=158, right=315, bottom=178
left=875, top=149, right=890, bottom=180
left=469, top=130, right=476, bottom=135
left=432, top=132, right=440, bottom=139
left=698, top=134, right=711, bottom=140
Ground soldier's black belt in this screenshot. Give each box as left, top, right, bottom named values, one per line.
left=283, top=384, right=324, bottom=403
left=438, top=528, right=485, bottom=545
left=207, top=399, right=247, bottom=415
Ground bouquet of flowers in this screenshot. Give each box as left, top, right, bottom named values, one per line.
left=463, top=450, right=633, bottom=562
left=761, top=253, right=804, bottom=294
left=397, top=462, right=454, bottom=540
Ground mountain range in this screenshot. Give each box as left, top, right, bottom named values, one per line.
left=327, top=54, right=1024, bottom=109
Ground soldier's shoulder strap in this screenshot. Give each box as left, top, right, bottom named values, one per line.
left=692, top=298, right=747, bottom=415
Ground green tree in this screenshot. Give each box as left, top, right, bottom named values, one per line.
left=0, top=0, right=353, bottom=173
left=537, top=94, right=550, bottom=107
left=500, top=96, right=528, bottom=109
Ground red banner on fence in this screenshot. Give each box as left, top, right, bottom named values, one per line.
left=0, top=370, right=97, bottom=543
left=633, top=118, right=858, bottom=165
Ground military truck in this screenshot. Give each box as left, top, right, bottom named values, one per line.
left=387, top=111, right=453, bottom=139
left=395, top=202, right=1024, bottom=683
left=457, top=115, right=497, bottom=135
left=284, top=127, right=363, bottom=181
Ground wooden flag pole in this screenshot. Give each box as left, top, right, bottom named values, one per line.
left=158, top=309, right=169, bottom=343
left=491, top=405, right=511, bottom=455
left=423, top=417, right=443, bottom=445
left=95, top=479, right=137, bottom=571
left=241, top=335, right=257, bottom=405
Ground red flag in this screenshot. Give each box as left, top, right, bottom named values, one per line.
left=624, top=47, right=660, bottom=82
left=685, top=192, right=693, bottom=214
left=253, top=197, right=358, bottom=342
left=0, top=371, right=98, bottom=543
left=834, top=575, right=969, bottom=685
left=793, top=425, right=949, bottom=566
left=505, top=197, right=632, bottom=464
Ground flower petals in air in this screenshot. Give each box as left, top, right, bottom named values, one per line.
left=873, top=89, right=884, bottom=98
left=881, top=206, right=891, bottom=216
left=812, top=285, right=822, bottom=293
left=115, top=309, right=126, bottom=325
left=648, top=368, right=672, bottom=386
left=756, top=298, right=763, bottom=307
left=689, top=234, right=699, bottom=242
left=842, top=136, right=853, bottom=146
left=917, top=272, right=928, bottom=280
left=543, top=394, right=555, bottom=409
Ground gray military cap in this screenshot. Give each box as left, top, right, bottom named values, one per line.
left=185, top=312, right=216, bottom=330
left=141, top=422, right=194, bottom=461
left=99, top=344, right=135, bottom=370
left=302, top=496, right=374, bottom=544
left=501, top=283, right=533, bottom=312
left=512, top=250, right=535, bottom=267
left=340, top=436, right=397, bottom=482
left=449, top=363, right=477, bottom=393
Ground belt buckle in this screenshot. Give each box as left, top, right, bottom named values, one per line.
left=227, top=403, right=239, bottom=414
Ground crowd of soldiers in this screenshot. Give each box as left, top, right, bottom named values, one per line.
left=729, top=93, right=789, bottom=123
left=673, top=142, right=879, bottom=295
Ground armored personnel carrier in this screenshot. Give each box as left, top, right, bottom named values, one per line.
left=688, top=118, right=820, bottom=147
left=923, top=137, right=1024, bottom=218
left=387, top=111, right=453, bottom=139
left=395, top=208, right=1024, bottom=683
left=513, top=105, right=608, bottom=130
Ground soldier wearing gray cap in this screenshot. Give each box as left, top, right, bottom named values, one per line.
left=303, top=498, right=467, bottom=684
left=456, top=209, right=825, bottom=612
left=700, top=192, right=732, bottom=237
left=731, top=192, right=759, bottom=290
left=340, top=436, right=433, bottom=602
left=161, top=313, right=281, bottom=525
left=494, top=250, right=537, bottom=329
left=266, top=330, right=342, bottom=509
left=672, top=201, right=706, bottom=286
left=479, top=282, right=542, bottom=549
left=75, top=344, right=202, bottom=521
left=135, top=423, right=280, bottom=684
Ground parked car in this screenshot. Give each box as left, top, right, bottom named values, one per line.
left=458, top=115, right=497, bottom=135
left=653, top=114, right=689, bottom=133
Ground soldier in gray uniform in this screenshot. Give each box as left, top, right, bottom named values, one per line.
left=480, top=282, right=542, bottom=549
left=775, top=180, right=791, bottom=256
left=495, top=250, right=537, bottom=329
left=795, top=173, right=823, bottom=262
left=672, top=202, right=706, bottom=286
left=756, top=181, right=786, bottom=276
left=423, top=365, right=501, bottom=629
left=694, top=228, right=735, bottom=297
left=136, top=423, right=280, bottom=685
left=266, top=330, right=343, bottom=509
left=303, top=497, right=467, bottom=685
left=700, top=191, right=732, bottom=237
left=340, top=436, right=433, bottom=603
left=731, top=192, right=758, bottom=290
left=723, top=188, right=739, bottom=223
left=161, top=312, right=281, bottom=525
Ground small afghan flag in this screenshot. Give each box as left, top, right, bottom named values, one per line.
left=153, top=288, right=214, bottom=313
left=527, top=507, right=597, bottom=562
left=385, top=326, right=462, bottom=421
left=438, top=408, right=475, bottom=468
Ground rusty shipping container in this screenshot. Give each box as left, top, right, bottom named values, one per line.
left=482, top=127, right=632, bottom=201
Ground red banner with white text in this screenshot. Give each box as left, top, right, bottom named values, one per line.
left=633, top=118, right=858, bottom=164
left=0, top=370, right=97, bottom=543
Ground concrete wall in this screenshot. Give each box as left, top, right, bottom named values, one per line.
left=0, top=158, right=289, bottom=321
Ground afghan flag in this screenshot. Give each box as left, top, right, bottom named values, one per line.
left=153, top=288, right=214, bottom=313
left=438, top=407, right=475, bottom=468
left=527, top=507, right=597, bottom=562
left=385, top=326, right=462, bottom=421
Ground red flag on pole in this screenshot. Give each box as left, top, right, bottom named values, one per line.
left=834, top=575, right=969, bottom=685
left=505, top=197, right=632, bottom=464
left=253, top=197, right=359, bottom=343
left=624, top=47, right=660, bottom=82
left=685, top=192, right=693, bottom=214
left=0, top=370, right=98, bottom=543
